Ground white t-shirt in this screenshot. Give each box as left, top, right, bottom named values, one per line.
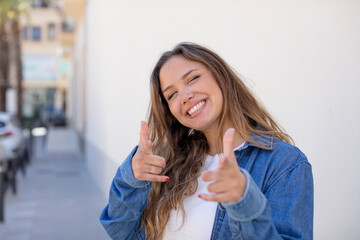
left=164, top=142, right=245, bottom=240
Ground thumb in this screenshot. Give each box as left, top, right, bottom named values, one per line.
left=218, top=128, right=236, bottom=169
left=139, top=121, right=152, bottom=154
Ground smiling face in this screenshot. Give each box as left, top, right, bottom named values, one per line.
left=159, top=55, right=224, bottom=135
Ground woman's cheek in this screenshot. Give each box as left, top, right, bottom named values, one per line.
left=169, top=105, right=179, bottom=119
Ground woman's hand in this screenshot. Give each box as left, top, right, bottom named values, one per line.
left=131, top=121, right=169, bottom=182
left=199, top=128, right=246, bottom=203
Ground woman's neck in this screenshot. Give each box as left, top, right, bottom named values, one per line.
left=203, top=123, right=245, bottom=156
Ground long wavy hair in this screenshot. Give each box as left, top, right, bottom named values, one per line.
left=142, top=42, right=293, bottom=239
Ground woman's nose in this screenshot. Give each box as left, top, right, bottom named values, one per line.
left=181, top=90, right=194, bottom=105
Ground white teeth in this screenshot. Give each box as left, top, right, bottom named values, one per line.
left=188, top=101, right=205, bottom=115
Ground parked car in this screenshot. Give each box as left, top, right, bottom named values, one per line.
left=0, top=112, right=24, bottom=159
left=0, top=141, right=9, bottom=222
left=0, top=112, right=26, bottom=222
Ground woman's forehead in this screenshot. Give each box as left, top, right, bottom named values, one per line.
left=159, top=56, right=204, bottom=86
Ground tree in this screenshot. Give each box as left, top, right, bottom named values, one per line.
left=0, top=0, right=29, bottom=124
left=0, top=0, right=10, bottom=111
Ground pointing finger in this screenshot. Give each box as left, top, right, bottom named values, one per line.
left=139, top=121, right=152, bottom=154
left=139, top=121, right=149, bottom=144
left=223, top=128, right=235, bottom=158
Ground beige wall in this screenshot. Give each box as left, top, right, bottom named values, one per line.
left=84, top=1, right=360, bottom=239
left=22, top=8, right=62, bottom=54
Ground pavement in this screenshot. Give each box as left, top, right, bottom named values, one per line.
left=0, top=127, right=110, bottom=240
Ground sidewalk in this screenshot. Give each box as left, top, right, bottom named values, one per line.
left=0, top=127, right=110, bottom=240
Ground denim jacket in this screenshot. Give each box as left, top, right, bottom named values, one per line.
left=100, top=135, right=314, bottom=240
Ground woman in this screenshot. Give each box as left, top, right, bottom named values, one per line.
left=100, top=43, right=314, bottom=240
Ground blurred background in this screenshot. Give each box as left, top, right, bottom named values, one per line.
left=0, top=0, right=359, bottom=239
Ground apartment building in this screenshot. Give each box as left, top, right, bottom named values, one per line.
left=21, top=0, right=83, bottom=128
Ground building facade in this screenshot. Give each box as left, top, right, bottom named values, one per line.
left=20, top=0, right=84, bottom=129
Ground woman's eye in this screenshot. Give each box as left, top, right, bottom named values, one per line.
left=188, top=75, right=200, bottom=84
left=167, top=92, right=176, bottom=100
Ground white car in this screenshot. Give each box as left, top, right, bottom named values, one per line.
left=0, top=112, right=24, bottom=159
left=0, top=112, right=25, bottom=222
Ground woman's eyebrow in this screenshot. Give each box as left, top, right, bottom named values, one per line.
left=162, top=68, right=198, bottom=93
left=162, top=85, right=173, bottom=94
left=182, top=68, right=198, bottom=80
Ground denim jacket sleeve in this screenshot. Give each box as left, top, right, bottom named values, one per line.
left=220, top=145, right=314, bottom=240
left=99, top=146, right=150, bottom=240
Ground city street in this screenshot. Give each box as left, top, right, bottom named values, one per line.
left=0, top=127, right=110, bottom=240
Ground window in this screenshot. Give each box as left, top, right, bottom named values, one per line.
left=62, top=16, right=75, bottom=33
left=31, top=0, right=40, bottom=7
left=32, top=27, right=41, bottom=41
left=31, top=0, right=48, bottom=8
left=48, top=23, right=56, bottom=40
left=22, top=27, right=28, bottom=40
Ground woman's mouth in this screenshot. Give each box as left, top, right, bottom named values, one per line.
left=187, top=100, right=206, bottom=116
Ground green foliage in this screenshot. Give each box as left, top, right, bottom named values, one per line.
left=0, top=0, right=31, bottom=24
